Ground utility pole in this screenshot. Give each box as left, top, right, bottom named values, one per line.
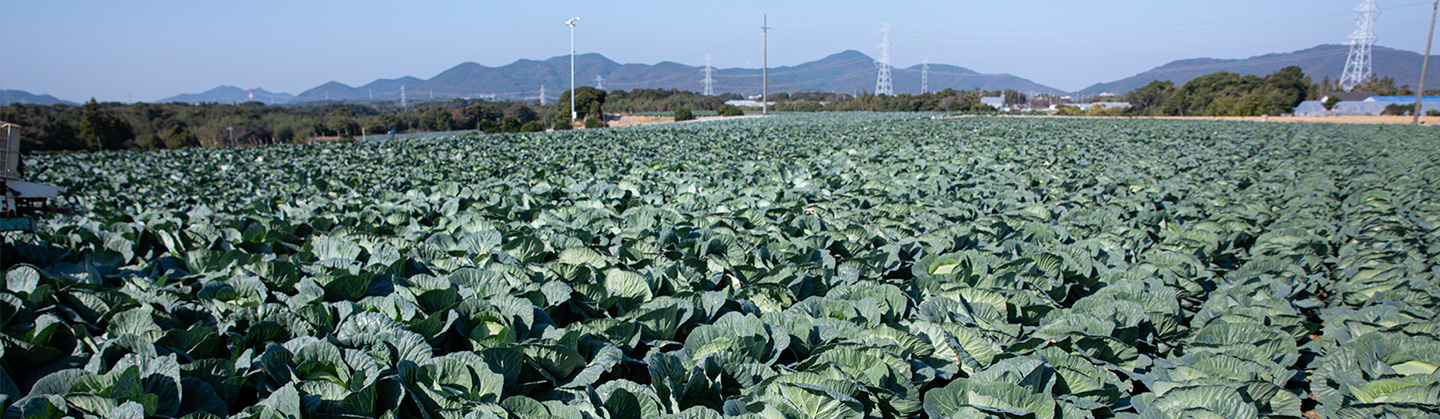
left=1417, top=0, right=1438, bottom=125
left=567, top=17, right=580, bottom=123
left=763, top=14, right=769, bottom=115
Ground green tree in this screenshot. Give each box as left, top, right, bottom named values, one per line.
left=79, top=99, right=134, bottom=150
left=327, top=115, right=359, bottom=137
left=418, top=108, right=454, bottom=132
left=1124, top=81, right=1175, bottom=116
left=584, top=116, right=606, bottom=129
left=1001, top=90, right=1027, bottom=106
left=1255, top=65, right=1310, bottom=115
left=32, top=117, right=84, bottom=151
left=501, top=116, right=521, bottom=133
left=558, top=87, right=607, bottom=121
left=717, top=105, right=744, bottom=117
left=275, top=125, right=296, bottom=143
left=164, top=125, right=200, bottom=149
left=504, top=103, right=538, bottom=124
left=1357, top=76, right=1409, bottom=95
left=674, top=108, right=695, bottom=122
left=1323, top=96, right=1343, bottom=111
left=520, top=121, right=546, bottom=132
left=1383, top=104, right=1416, bottom=116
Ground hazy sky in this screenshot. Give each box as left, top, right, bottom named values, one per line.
left=2, top=0, right=1436, bottom=102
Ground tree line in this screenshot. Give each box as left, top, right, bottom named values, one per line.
left=1107, top=66, right=1440, bottom=117
left=0, top=98, right=577, bottom=152
left=14, top=66, right=1419, bottom=153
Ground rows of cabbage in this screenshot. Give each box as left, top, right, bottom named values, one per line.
left=3, top=114, right=1439, bottom=419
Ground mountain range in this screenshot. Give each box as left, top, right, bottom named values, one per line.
left=1, top=89, right=77, bottom=106
left=7, top=44, right=1437, bottom=106
left=159, top=86, right=295, bottom=105
left=1076, top=44, right=1438, bottom=96
left=285, top=50, right=1066, bottom=104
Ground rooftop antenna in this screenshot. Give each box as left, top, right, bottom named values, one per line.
left=875, top=23, right=894, bottom=96
left=703, top=54, right=715, bottom=96
left=1417, top=0, right=1438, bottom=126
left=762, top=13, right=769, bottom=114
left=1340, top=0, right=1380, bottom=91
left=594, top=75, right=605, bottom=90
left=921, top=58, right=929, bottom=94
left=567, top=16, right=580, bottom=122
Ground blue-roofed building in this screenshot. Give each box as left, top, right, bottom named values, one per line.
left=1363, top=96, right=1440, bottom=103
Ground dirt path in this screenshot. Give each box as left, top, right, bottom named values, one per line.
left=608, top=114, right=771, bottom=128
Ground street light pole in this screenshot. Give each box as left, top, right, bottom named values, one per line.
left=567, top=17, right=580, bottom=124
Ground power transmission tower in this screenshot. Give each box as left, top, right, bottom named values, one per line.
left=401, top=85, right=407, bottom=109
left=594, top=75, right=605, bottom=90
left=703, top=54, right=715, bottom=96
left=540, top=85, right=547, bottom=105
left=875, top=23, right=894, bottom=96
left=1341, top=0, right=1380, bottom=91
left=921, top=58, right=929, bottom=94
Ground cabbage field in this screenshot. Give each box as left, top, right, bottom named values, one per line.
left=5, top=114, right=1440, bottom=419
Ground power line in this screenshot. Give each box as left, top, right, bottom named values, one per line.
left=768, top=4, right=1431, bottom=45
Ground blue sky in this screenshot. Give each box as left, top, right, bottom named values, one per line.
left=1, top=0, right=1435, bottom=102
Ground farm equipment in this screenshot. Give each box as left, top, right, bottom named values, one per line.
left=0, top=121, right=65, bottom=232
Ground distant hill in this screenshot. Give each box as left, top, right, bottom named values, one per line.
left=289, top=50, right=1065, bottom=103
left=1, top=89, right=76, bottom=106
left=160, top=86, right=295, bottom=104
left=290, top=76, right=422, bottom=103
left=1077, top=45, right=1440, bottom=96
